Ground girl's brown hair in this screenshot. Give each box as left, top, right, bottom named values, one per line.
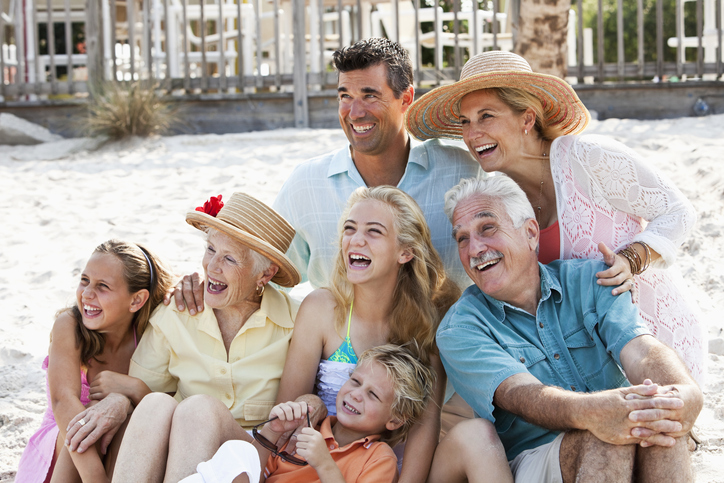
left=328, top=187, right=461, bottom=361
left=70, top=240, right=175, bottom=364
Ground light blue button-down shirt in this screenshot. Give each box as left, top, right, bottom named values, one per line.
left=272, top=138, right=482, bottom=289
left=437, top=259, right=652, bottom=460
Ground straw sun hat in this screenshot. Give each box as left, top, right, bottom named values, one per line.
left=186, top=192, right=301, bottom=287
left=405, top=50, right=590, bottom=141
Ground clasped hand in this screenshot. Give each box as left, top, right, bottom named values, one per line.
left=588, top=379, right=691, bottom=448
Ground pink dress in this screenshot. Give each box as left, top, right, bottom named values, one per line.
left=15, top=357, right=91, bottom=483
left=551, top=134, right=705, bottom=384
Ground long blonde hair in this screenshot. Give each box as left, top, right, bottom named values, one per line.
left=68, top=240, right=175, bottom=364
left=328, top=187, right=460, bottom=359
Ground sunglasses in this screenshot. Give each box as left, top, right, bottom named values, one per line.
left=252, top=412, right=312, bottom=466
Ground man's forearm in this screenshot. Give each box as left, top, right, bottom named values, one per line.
left=494, top=373, right=584, bottom=432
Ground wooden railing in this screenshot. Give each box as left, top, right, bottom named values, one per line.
left=1, top=0, right=723, bottom=126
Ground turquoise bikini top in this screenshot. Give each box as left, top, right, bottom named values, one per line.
left=327, top=300, right=358, bottom=364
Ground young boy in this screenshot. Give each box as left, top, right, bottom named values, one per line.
left=182, top=344, right=435, bottom=483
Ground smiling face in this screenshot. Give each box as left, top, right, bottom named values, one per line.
left=459, top=89, right=530, bottom=173
left=201, top=230, right=263, bottom=310
left=341, top=199, right=412, bottom=286
left=76, top=252, right=138, bottom=332
left=452, top=194, right=539, bottom=306
left=337, top=63, right=413, bottom=157
left=335, top=360, right=402, bottom=437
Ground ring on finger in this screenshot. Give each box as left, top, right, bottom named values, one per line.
left=78, top=418, right=87, bottom=426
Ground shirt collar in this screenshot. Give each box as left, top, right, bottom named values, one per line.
left=326, top=137, right=428, bottom=179
left=473, top=263, right=562, bottom=322
left=321, top=416, right=382, bottom=451
left=538, top=262, right=563, bottom=303
left=196, top=284, right=294, bottom=339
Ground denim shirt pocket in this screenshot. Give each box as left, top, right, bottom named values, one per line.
left=567, top=313, right=627, bottom=391
left=503, top=344, right=554, bottom=386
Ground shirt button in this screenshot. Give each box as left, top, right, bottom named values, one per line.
left=539, top=322, right=544, bottom=328
left=225, top=393, right=232, bottom=400
left=570, top=386, right=576, bottom=391
left=519, top=357, right=526, bottom=363
left=220, top=368, right=227, bottom=374
left=554, top=353, right=560, bottom=360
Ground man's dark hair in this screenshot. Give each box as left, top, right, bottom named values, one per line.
left=332, top=38, right=413, bottom=99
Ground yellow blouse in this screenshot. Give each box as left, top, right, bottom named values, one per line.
left=130, top=285, right=298, bottom=429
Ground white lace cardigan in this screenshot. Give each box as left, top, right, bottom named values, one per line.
left=551, top=135, right=705, bottom=383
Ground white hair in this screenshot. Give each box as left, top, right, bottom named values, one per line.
left=205, top=228, right=274, bottom=275
left=444, top=176, right=535, bottom=229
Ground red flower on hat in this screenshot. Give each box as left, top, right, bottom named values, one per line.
left=196, top=195, right=224, bottom=217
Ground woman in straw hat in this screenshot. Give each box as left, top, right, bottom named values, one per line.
left=68, top=192, right=301, bottom=482
left=275, top=185, right=460, bottom=483
left=405, top=50, right=704, bottom=385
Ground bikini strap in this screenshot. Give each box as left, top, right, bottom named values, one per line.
left=346, top=299, right=353, bottom=339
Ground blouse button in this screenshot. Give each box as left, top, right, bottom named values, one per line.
left=519, top=357, right=526, bottom=363
left=554, top=354, right=560, bottom=360
left=225, top=393, right=232, bottom=400
left=539, top=322, right=544, bottom=328
left=220, top=368, right=227, bottom=374
left=570, top=386, right=576, bottom=391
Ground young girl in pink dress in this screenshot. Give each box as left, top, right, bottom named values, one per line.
left=15, top=240, right=174, bottom=483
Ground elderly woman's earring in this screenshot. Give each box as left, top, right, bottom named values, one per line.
left=525, top=129, right=528, bottom=135
left=256, top=283, right=265, bottom=297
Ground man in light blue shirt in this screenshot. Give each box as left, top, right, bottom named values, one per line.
left=430, top=176, right=702, bottom=482
left=272, top=38, right=481, bottom=289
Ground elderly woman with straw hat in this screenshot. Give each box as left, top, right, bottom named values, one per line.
left=67, top=192, right=301, bottom=482
left=405, top=51, right=704, bottom=386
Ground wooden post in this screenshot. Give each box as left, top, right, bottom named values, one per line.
left=292, top=0, right=308, bottom=128
left=86, top=0, right=103, bottom=93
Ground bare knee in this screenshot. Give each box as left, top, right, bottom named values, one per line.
left=560, top=431, right=635, bottom=483
left=444, top=418, right=501, bottom=453
left=635, top=435, right=693, bottom=483
left=172, top=394, right=230, bottom=425
left=130, top=392, right=178, bottom=428
left=430, top=419, right=511, bottom=483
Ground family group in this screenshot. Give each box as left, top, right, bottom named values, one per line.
left=16, top=37, right=704, bottom=483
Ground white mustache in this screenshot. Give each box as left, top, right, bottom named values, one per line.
left=469, top=250, right=503, bottom=269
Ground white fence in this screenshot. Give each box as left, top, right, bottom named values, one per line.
left=1, top=0, right=723, bottom=125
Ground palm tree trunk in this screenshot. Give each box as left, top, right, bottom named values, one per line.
left=514, top=0, right=571, bottom=78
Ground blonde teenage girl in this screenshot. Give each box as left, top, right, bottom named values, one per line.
left=275, top=186, right=460, bottom=483
left=16, top=240, right=174, bottom=483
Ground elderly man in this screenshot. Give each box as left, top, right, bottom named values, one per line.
left=430, top=176, right=702, bottom=483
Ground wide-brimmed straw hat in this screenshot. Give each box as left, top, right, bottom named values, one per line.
left=405, top=51, right=590, bottom=141
left=186, top=192, right=300, bottom=287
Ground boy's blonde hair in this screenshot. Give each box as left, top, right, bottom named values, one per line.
left=356, top=343, right=436, bottom=447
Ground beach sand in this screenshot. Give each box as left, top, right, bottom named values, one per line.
left=1, top=116, right=723, bottom=481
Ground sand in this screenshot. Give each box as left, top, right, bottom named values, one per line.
left=1, top=116, right=723, bottom=481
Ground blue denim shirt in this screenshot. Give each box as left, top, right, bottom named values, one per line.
left=437, top=259, right=651, bottom=460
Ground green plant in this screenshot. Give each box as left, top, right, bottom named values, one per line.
left=83, top=81, right=176, bottom=139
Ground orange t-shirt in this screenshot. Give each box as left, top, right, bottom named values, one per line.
left=263, top=417, right=398, bottom=483
left=538, top=220, right=561, bottom=264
